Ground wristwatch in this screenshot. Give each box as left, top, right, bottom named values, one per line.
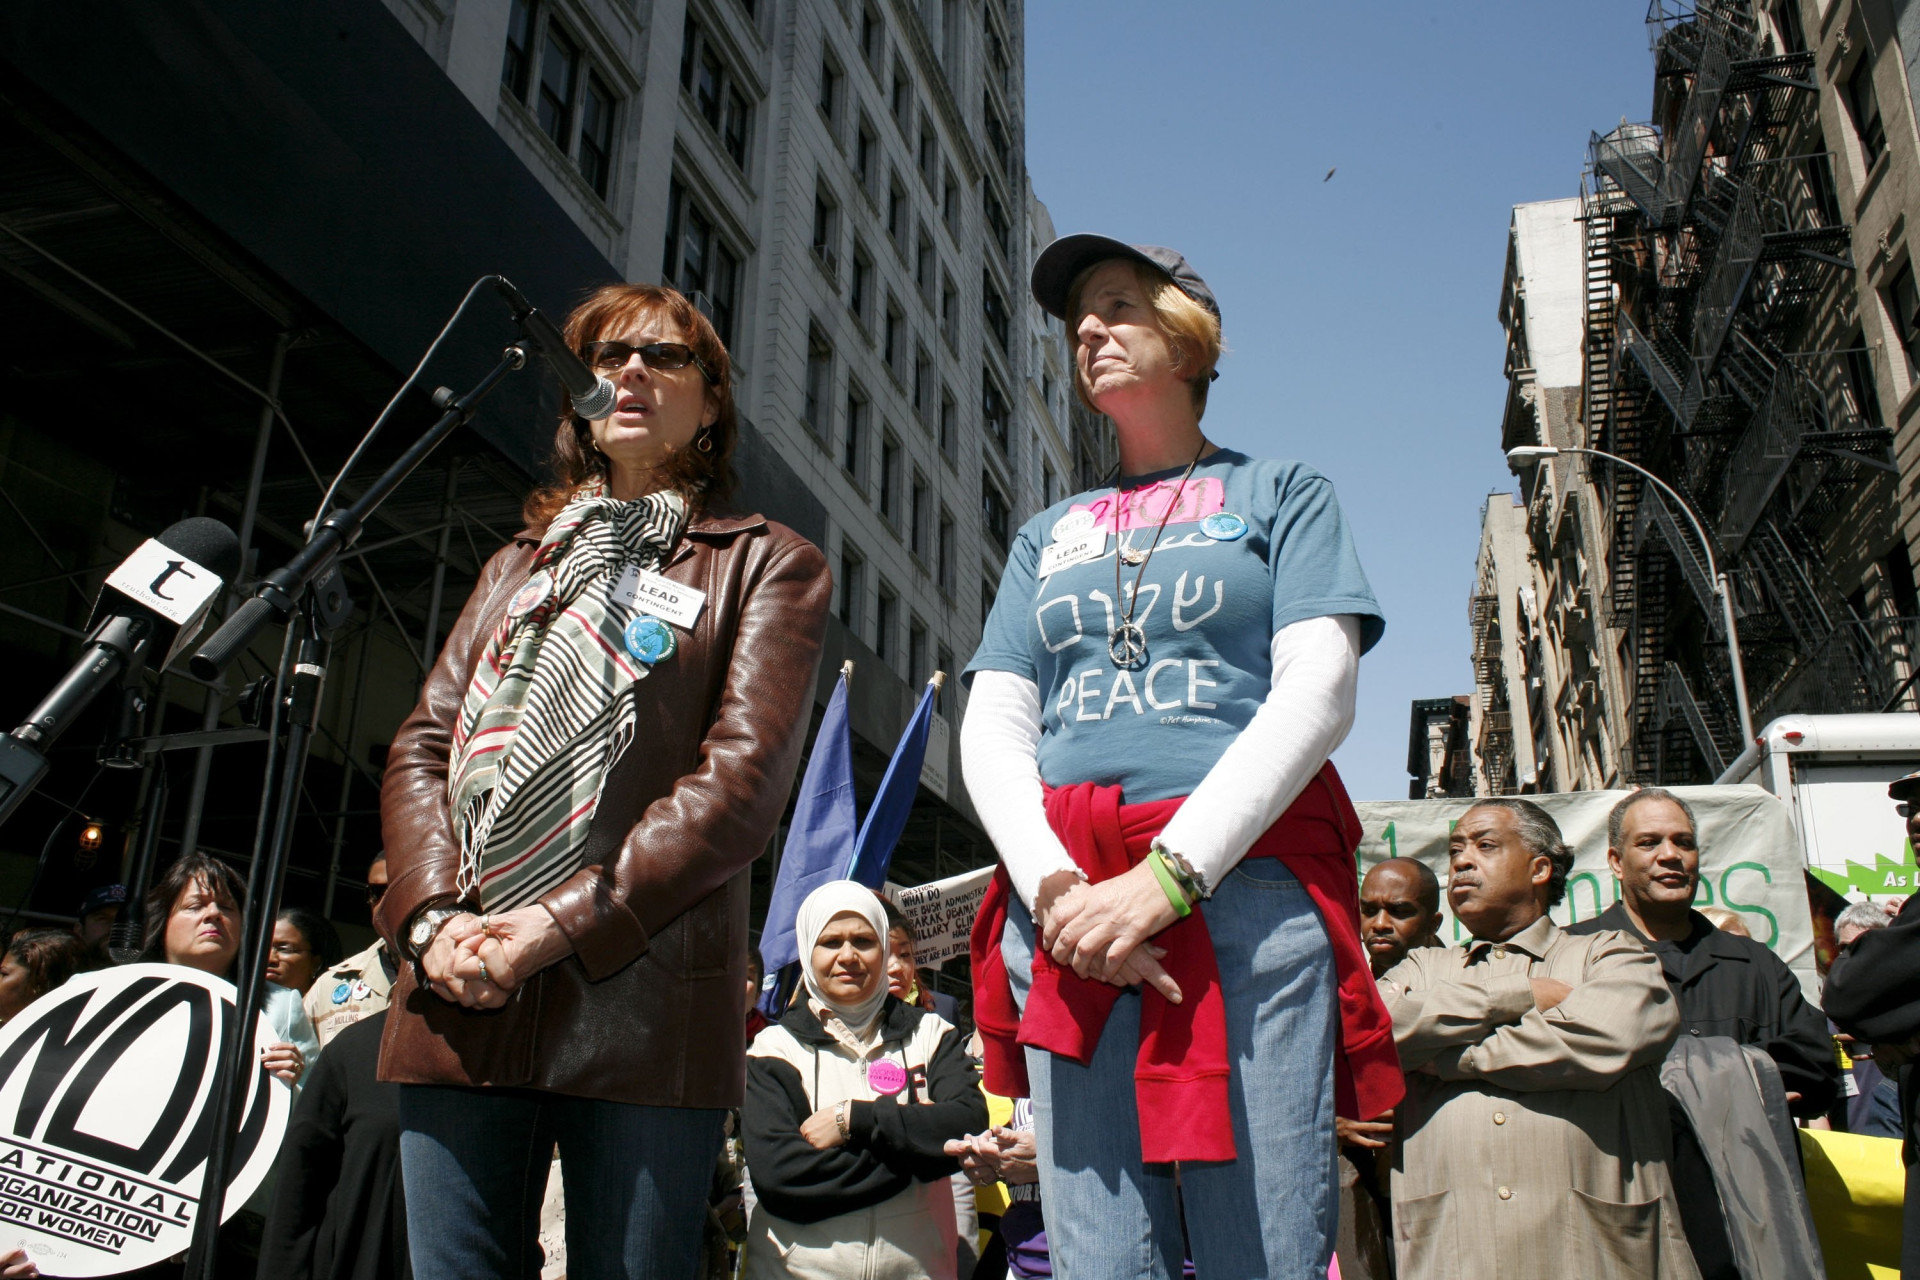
left=407, top=905, right=462, bottom=960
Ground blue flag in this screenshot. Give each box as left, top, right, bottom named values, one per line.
left=761, top=670, right=856, bottom=981
left=845, top=679, right=939, bottom=888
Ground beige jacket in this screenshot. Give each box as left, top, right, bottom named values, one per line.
left=1378, top=917, right=1699, bottom=1280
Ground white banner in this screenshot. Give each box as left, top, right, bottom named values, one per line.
left=1355, top=785, right=1817, bottom=998
left=885, top=864, right=995, bottom=969
left=0, top=965, right=291, bottom=1276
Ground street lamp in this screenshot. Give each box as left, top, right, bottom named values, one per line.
left=1505, top=444, right=1755, bottom=750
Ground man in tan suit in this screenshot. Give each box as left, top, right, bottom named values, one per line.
left=1378, top=798, right=1697, bottom=1280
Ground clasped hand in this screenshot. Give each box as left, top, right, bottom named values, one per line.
left=1036, top=866, right=1183, bottom=1003
left=943, top=1125, right=1038, bottom=1186
left=420, top=907, right=573, bottom=1009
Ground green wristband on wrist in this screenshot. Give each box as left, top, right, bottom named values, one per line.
left=1148, top=850, right=1194, bottom=917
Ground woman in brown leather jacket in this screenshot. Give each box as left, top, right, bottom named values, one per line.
left=373, top=283, right=831, bottom=1280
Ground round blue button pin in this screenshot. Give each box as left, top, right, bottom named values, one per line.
left=624, top=615, right=677, bottom=665
left=1201, top=511, right=1248, bottom=541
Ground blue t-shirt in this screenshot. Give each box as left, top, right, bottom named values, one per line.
left=964, top=449, right=1384, bottom=803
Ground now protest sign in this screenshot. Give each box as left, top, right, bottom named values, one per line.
left=884, top=865, right=996, bottom=969
left=0, top=964, right=291, bottom=1276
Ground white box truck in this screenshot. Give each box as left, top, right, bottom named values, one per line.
left=1717, top=712, right=1920, bottom=902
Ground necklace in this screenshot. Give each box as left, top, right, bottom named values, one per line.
left=1108, top=439, right=1207, bottom=669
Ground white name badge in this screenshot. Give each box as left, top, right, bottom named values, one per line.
left=612, top=565, right=706, bottom=629
left=1038, top=528, right=1106, bottom=578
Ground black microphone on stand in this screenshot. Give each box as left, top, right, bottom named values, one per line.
left=493, top=277, right=619, bottom=419
left=0, top=517, right=240, bottom=830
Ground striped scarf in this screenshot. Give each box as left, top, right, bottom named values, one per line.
left=449, top=486, right=687, bottom=910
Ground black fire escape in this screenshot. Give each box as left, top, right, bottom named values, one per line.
left=1581, top=0, right=1897, bottom=782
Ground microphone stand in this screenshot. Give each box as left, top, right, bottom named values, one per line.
left=182, top=340, right=529, bottom=1278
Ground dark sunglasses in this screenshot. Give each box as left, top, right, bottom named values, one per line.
left=585, top=340, right=718, bottom=384
left=366, top=882, right=387, bottom=904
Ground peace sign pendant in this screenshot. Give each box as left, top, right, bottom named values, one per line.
left=1109, top=621, right=1148, bottom=669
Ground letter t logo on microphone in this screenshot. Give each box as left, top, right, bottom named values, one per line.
left=148, top=560, right=197, bottom=601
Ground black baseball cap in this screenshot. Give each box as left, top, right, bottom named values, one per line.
left=78, top=883, right=128, bottom=917
left=1030, top=234, right=1221, bottom=325
left=1891, top=770, right=1920, bottom=802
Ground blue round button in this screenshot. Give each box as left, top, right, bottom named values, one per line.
left=1201, top=511, right=1248, bottom=541
left=331, top=982, right=352, bottom=1006
left=624, top=615, right=677, bottom=665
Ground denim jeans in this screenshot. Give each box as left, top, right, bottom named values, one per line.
left=397, top=1084, right=723, bottom=1280
left=1003, top=858, right=1339, bottom=1279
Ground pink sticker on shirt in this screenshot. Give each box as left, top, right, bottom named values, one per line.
left=867, top=1059, right=907, bottom=1095
left=1071, top=476, right=1225, bottom=532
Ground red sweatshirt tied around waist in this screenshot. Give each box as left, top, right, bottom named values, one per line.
left=969, top=762, right=1403, bottom=1164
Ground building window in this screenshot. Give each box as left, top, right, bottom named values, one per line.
left=884, top=299, right=903, bottom=372
left=501, top=10, right=625, bottom=200
left=942, top=165, right=960, bottom=232
left=1844, top=329, right=1883, bottom=427
left=855, top=119, right=877, bottom=192
left=887, top=177, right=908, bottom=253
left=1887, top=260, right=1920, bottom=379
left=940, top=276, right=958, bottom=347
left=1848, top=55, right=1887, bottom=170
left=910, top=471, right=930, bottom=559
left=1772, top=0, right=1807, bottom=53
left=819, top=53, right=843, bottom=131
left=1043, top=463, right=1057, bottom=507
left=578, top=73, right=615, bottom=198
left=918, top=125, right=939, bottom=190
left=839, top=545, right=864, bottom=635
left=662, top=180, right=741, bottom=346
left=804, top=325, right=834, bottom=440
left=812, top=182, right=840, bottom=278
left=909, top=617, right=929, bottom=687
left=916, top=235, right=935, bottom=304
left=982, top=270, right=1011, bottom=352
left=850, top=244, right=873, bottom=326
left=891, top=64, right=911, bottom=131
left=913, top=346, right=932, bottom=423
left=980, top=574, right=997, bottom=631
left=539, top=31, right=578, bottom=150
left=939, top=387, right=957, bottom=461
left=681, top=18, right=753, bottom=171
left=861, top=6, right=884, bottom=70
left=982, top=472, right=1011, bottom=554
left=937, top=509, right=956, bottom=592
left=875, top=582, right=898, bottom=663
left=983, top=367, right=1010, bottom=453
left=880, top=434, right=901, bottom=523
left=843, top=384, right=868, bottom=484
left=502, top=0, right=536, bottom=99
left=983, top=94, right=1013, bottom=182
left=984, top=188, right=1011, bottom=257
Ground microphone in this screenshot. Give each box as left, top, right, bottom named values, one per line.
left=494, top=277, right=618, bottom=420
left=0, top=518, right=240, bottom=827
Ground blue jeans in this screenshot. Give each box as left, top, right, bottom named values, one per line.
left=1003, top=858, right=1338, bottom=1279
left=398, top=1084, right=723, bottom=1280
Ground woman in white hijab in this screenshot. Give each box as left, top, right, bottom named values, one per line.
left=742, top=881, right=987, bottom=1280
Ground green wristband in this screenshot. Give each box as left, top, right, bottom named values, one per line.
left=1148, top=850, right=1194, bottom=917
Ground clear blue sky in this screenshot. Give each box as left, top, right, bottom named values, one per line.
left=1024, top=2, right=1655, bottom=801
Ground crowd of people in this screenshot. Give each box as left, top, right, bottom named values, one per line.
left=0, top=236, right=1914, bottom=1280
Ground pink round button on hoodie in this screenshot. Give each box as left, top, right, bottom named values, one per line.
left=867, top=1059, right=907, bottom=1095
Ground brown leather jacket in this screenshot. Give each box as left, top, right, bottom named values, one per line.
left=374, top=506, right=829, bottom=1108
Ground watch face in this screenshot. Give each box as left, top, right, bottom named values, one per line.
left=410, top=917, right=434, bottom=946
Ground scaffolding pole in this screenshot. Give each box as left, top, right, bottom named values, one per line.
left=321, top=621, right=375, bottom=915
left=419, top=456, right=460, bottom=675
left=178, top=332, right=289, bottom=856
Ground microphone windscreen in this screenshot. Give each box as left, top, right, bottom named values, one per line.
left=154, top=517, right=241, bottom=582
left=573, top=376, right=619, bottom=421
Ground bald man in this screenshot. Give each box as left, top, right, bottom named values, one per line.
left=1359, top=857, right=1445, bottom=979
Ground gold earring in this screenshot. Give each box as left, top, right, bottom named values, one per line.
left=696, top=430, right=715, bottom=455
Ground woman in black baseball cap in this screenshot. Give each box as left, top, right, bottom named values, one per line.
left=962, top=236, right=1394, bottom=1277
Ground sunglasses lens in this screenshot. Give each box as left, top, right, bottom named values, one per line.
left=642, top=343, right=693, bottom=370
